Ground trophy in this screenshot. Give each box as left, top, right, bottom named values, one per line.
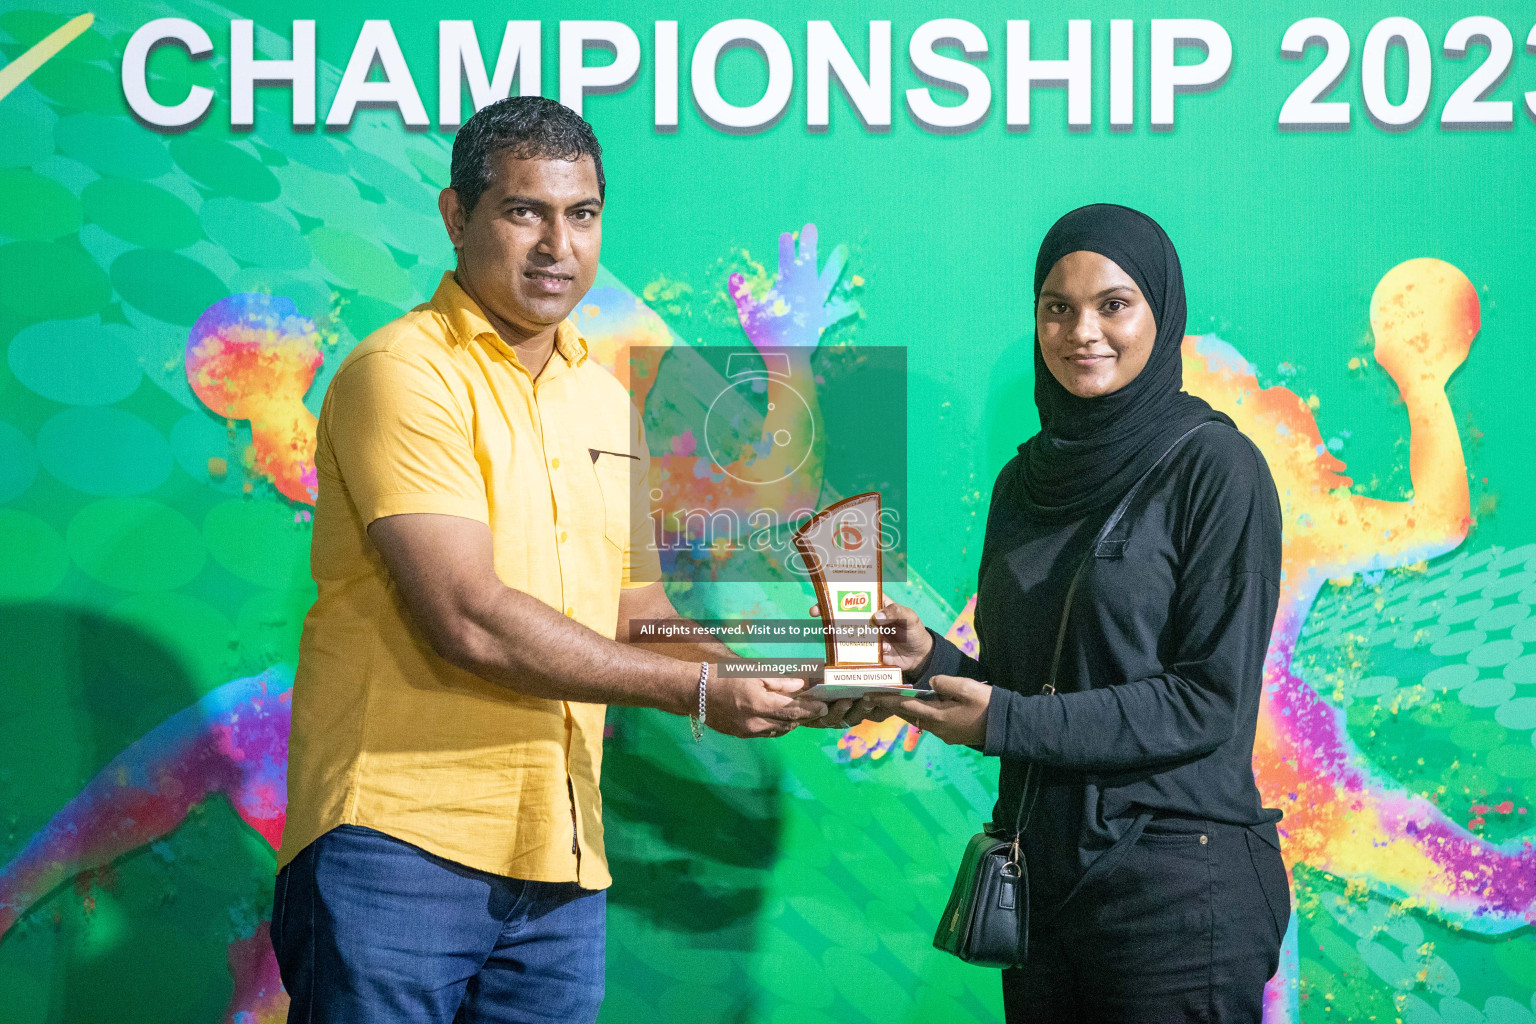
left=793, top=492, right=924, bottom=699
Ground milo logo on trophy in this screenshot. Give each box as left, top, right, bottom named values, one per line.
left=792, top=492, right=919, bottom=699
left=838, top=590, right=871, bottom=612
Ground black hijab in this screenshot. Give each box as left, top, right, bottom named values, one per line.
left=1017, top=204, right=1231, bottom=522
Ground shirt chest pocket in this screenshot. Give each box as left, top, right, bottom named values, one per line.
left=589, top=451, right=637, bottom=550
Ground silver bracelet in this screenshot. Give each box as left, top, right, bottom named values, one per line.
left=690, top=661, right=709, bottom=742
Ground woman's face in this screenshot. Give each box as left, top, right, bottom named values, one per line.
left=1036, top=251, right=1157, bottom=398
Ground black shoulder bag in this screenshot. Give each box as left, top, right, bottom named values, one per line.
left=932, top=422, right=1211, bottom=968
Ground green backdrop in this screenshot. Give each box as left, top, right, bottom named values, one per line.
left=1, top=2, right=1534, bottom=1022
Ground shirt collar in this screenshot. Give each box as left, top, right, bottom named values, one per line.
left=431, top=271, right=589, bottom=371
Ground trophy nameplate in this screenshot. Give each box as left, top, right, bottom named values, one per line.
left=792, top=492, right=924, bottom=699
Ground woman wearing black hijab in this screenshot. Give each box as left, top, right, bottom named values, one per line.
left=845, top=204, right=1290, bottom=1021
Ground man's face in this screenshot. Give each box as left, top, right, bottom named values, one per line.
left=439, top=153, right=603, bottom=335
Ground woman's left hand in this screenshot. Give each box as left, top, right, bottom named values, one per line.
left=866, top=674, right=992, bottom=747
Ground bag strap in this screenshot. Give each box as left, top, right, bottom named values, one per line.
left=1006, top=421, right=1213, bottom=846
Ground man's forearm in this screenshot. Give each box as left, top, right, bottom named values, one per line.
left=611, top=599, right=740, bottom=664
left=626, top=636, right=739, bottom=663
left=447, top=585, right=700, bottom=714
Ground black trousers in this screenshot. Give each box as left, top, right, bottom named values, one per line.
left=1003, top=818, right=1290, bottom=1024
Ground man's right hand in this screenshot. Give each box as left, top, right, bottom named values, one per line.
left=707, top=671, right=827, bottom=738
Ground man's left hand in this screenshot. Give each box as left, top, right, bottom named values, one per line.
left=866, top=674, right=992, bottom=747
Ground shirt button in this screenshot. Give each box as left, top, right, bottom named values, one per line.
left=551, top=457, right=560, bottom=469
left=566, top=606, right=575, bottom=616
left=1199, top=835, right=1208, bottom=845
left=560, top=531, right=568, bottom=542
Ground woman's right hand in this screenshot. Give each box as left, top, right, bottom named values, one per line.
left=808, top=596, right=934, bottom=680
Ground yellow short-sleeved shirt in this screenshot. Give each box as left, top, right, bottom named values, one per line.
left=277, top=272, right=660, bottom=888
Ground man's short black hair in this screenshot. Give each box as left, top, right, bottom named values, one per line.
left=450, top=96, right=605, bottom=214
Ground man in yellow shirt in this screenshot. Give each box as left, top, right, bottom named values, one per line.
left=269, top=97, right=825, bottom=1023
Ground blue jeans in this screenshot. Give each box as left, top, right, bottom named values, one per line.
left=270, top=825, right=605, bottom=1024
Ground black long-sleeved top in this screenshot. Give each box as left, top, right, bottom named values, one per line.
left=923, top=422, right=1283, bottom=911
